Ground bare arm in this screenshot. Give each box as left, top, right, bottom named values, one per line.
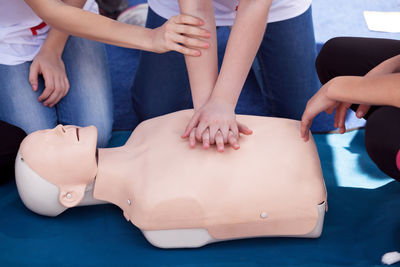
left=300, top=54, right=400, bottom=141
left=327, top=74, right=400, bottom=108
left=39, top=0, right=86, bottom=55
left=182, top=0, right=271, bottom=151
left=211, top=0, right=272, bottom=105
left=28, top=0, right=86, bottom=107
left=179, top=0, right=217, bottom=110
left=24, top=0, right=210, bottom=55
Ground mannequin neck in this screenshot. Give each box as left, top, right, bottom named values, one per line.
left=92, top=145, right=136, bottom=210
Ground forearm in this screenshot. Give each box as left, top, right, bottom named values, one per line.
left=211, top=0, right=272, bottom=105
left=179, top=0, right=217, bottom=110
left=366, top=54, right=400, bottom=76
left=327, top=75, right=400, bottom=108
left=24, top=0, right=155, bottom=51
left=39, top=0, right=86, bottom=55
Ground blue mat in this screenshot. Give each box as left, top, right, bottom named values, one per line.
left=1, top=130, right=399, bottom=266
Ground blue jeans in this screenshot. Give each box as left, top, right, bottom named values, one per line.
left=131, top=7, right=318, bottom=121
left=0, top=36, right=113, bottom=147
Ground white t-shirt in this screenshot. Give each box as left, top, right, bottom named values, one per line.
left=0, top=0, right=98, bottom=65
left=148, top=0, right=312, bottom=26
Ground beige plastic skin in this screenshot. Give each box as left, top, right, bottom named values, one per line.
left=18, top=109, right=326, bottom=240
left=93, top=110, right=327, bottom=239
left=19, top=125, right=98, bottom=208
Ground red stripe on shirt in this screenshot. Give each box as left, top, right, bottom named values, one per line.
left=30, top=22, right=47, bottom=36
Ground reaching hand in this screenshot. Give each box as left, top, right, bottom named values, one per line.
left=29, top=50, right=70, bottom=108
left=300, top=80, right=340, bottom=141
left=153, top=14, right=211, bottom=56
left=182, top=98, right=253, bottom=152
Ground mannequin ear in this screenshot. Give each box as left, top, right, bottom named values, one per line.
left=58, top=184, right=86, bottom=208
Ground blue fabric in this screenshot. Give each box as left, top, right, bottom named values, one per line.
left=0, top=129, right=399, bottom=266
left=130, top=7, right=318, bottom=122
left=0, top=36, right=113, bottom=147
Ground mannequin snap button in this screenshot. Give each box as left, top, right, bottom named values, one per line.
left=66, top=193, right=72, bottom=200
left=260, top=212, right=268, bottom=219
left=127, top=199, right=131, bottom=206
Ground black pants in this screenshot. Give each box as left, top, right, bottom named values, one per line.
left=0, top=121, right=26, bottom=184
left=316, top=37, right=400, bottom=181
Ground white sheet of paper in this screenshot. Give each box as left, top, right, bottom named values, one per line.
left=364, top=11, right=400, bottom=33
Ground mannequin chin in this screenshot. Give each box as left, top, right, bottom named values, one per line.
left=14, top=110, right=327, bottom=248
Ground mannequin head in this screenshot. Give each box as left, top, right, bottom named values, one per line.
left=15, top=125, right=99, bottom=215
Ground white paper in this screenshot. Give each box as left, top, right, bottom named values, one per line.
left=363, top=11, right=400, bottom=33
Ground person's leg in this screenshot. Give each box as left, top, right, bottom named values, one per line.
left=57, top=36, right=113, bottom=148
left=0, top=121, right=26, bottom=183
left=316, top=37, right=400, bottom=118
left=0, top=62, right=57, bottom=133
left=316, top=37, right=400, bottom=84
left=364, top=106, right=400, bottom=181
left=256, top=7, right=319, bottom=120
left=130, top=7, right=193, bottom=122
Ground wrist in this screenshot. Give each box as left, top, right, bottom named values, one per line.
left=209, top=93, right=236, bottom=110
left=39, top=42, right=64, bottom=57
left=325, top=77, right=343, bottom=100
left=148, top=28, right=162, bottom=53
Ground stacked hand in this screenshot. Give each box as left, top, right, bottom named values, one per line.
left=182, top=98, right=253, bottom=152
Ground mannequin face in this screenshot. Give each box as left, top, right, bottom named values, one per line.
left=19, top=125, right=98, bottom=207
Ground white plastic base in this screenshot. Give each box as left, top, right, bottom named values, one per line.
left=142, top=202, right=327, bottom=248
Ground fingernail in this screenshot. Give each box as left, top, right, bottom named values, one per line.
left=204, top=43, right=210, bottom=48
left=195, top=51, right=201, bottom=56
left=356, top=111, right=364, bottom=118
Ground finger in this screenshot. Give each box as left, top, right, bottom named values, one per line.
left=228, top=131, right=240, bottom=150
left=221, top=124, right=229, bottom=143
left=325, top=106, right=335, bottom=114
left=300, top=110, right=315, bottom=141
left=238, top=122, right=253, bottom=135
left=29, top=62, right=40, bottom=91
left=63, top=76, right=70, bottom=97
left=38, top=76, right=55, bottom=103
left=173, top=24, right=210, bottom=39
left=170, top=43, right=201, bottom=57
left=209, top=124, right=219, bottom=145
left=43, top=90, right=61, bottom=107
left=202, top=128, right=210, bottom=149
left=189, top=127, right=197, bottom=148
left=195, top=120, right=209, bottom=141
left=334, top=103, right=345, bottom=128
left=170, top=33, right=210, bottom=49
left=44, top=75, right=64, bottom=107
left=335, top=103, right=351, bottom=134
left=215, top=130, right=224, bottom=152
left=173, top=14, right=205, bottom=26
left=230, top=123, right=239, bottom=139
left=182, top=113, right=200, bottom=138
left=356, top=104, right=371, bottom=118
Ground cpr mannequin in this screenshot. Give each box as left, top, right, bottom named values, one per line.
left=15, top=110, right=327, bottom=248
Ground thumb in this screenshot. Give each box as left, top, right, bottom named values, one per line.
left=182, top=113, right=200, bottom=138
left=29, top=62, right=40, bottom=91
